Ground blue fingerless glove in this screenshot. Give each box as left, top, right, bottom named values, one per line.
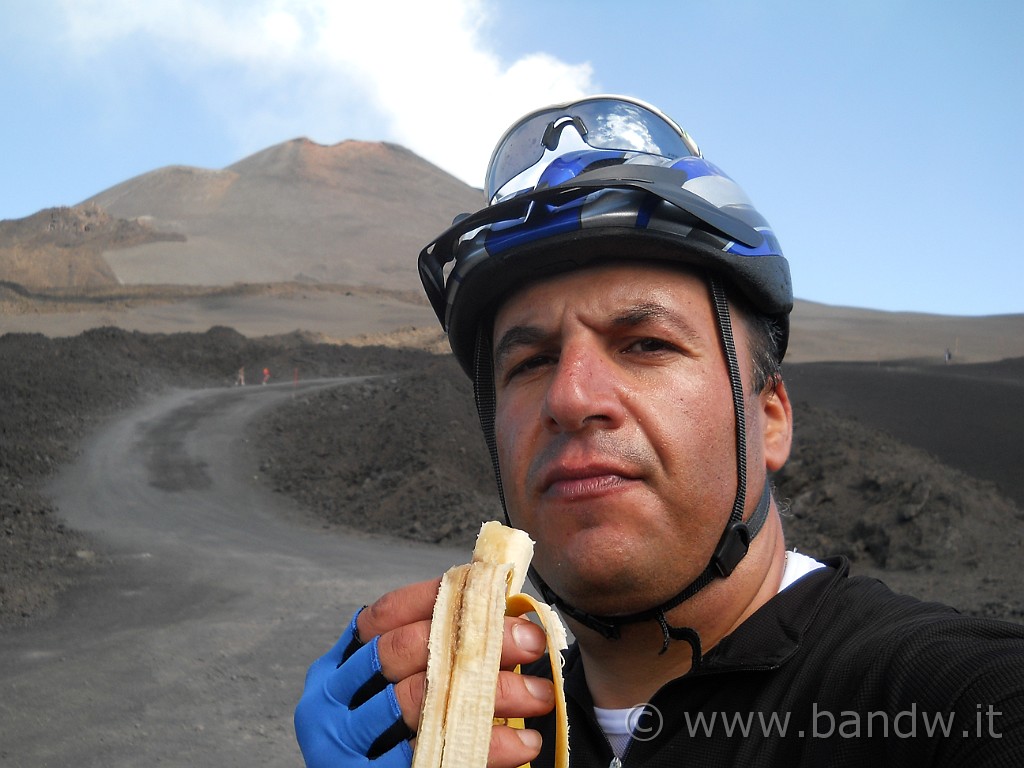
left=295, top=609, right=413, bottom=767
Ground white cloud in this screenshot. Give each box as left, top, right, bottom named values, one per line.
left=53, top=0, right=595, bottom=188
left=260, top=10, right=305, bottom=53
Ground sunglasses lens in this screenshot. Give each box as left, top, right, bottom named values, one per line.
left=573, top=99, right=690, bottom=155
left=484, top=112, right=554, bottom=204
left=484, top=97, right=699, bottom=203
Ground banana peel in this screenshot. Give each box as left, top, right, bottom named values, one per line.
left=411, top=521, right=569, bottom=768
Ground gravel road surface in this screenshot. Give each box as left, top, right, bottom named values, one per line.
left=0, top=379, right=462, bottom=767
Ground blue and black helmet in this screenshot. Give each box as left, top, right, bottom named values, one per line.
left=418, top=94, right=793, bottom=375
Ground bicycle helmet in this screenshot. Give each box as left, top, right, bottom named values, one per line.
left=417, top=96, right=793, bottom=655
left=419, top=95, right=792, bottom=375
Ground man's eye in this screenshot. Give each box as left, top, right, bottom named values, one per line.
left=507, top=355, right=552, bottom=379
left=629, top=338, right=675, bottom=354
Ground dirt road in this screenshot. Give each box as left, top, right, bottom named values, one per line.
left=0, top=379, right=463, bottom=767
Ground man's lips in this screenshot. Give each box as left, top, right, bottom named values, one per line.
left=539, top=463, right=641, bottom=499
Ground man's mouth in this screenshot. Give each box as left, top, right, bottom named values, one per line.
left=540, top=463, right=640, bottom=499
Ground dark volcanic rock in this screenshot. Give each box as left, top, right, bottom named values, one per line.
left=2, top=328, right=1021, bottom=628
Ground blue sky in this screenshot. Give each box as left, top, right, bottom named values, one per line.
left=2, top=1, right=1021, bottom=316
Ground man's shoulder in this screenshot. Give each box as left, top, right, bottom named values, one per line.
left=821, top=559, right=1024, bottom=642
left=786, top=557, right=1023, bottom=645
left=788, top=558, right=1024, bottom=703
left=711, top=555, right=1024, bottom=684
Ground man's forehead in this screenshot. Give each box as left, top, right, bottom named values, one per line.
left=493, top=260, right=708, bottom=327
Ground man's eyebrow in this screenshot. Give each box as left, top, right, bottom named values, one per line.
left=612, top=302, right=673, bottom=327
left=494, top=302, right=704, bottom=365
left=493, top=325, right=547, bottom=369
left=612, top=302, right=702, bottom=338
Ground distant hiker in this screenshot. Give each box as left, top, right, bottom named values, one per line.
left=262, top=367, right=271, bottom=385
left=945, top=347, right=952, bottom=364
left=235, top=367, right=246, bottom=386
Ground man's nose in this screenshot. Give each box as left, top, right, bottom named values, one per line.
left=541, top=346, right=625, bottom=433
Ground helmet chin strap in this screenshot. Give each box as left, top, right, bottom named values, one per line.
left=525, top=478, right=770, bottom=656
left=472, top=276, right=767, bottom=661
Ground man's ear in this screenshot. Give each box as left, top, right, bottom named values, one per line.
left=760, top=376, right=793, bottom=472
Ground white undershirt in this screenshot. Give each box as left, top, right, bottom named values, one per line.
left=595, top=551, right=825, bottom=758
left=778, top=549, right=826, bottom=590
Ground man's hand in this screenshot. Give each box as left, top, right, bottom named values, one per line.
left=295, top=577, right=555, bottom=767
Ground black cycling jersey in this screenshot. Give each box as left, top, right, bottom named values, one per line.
left=524, top=557, right=1024, bottom=767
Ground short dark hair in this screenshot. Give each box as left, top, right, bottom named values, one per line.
left=746, top=313, right=784, bottom=394
left=727, top=285, right=784, bottom=394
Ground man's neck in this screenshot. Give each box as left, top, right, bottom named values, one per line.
left=571, top=514, right=787, bottom=709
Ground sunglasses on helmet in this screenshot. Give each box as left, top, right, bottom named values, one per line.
left=484, top=95, right=702, bottom=203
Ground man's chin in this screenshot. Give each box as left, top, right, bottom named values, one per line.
left=535, top=549, right=709, bottom=621
left=536, top=564, right=657, bottom=617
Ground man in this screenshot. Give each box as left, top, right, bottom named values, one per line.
left=295, top=96, right=1024, bottom=766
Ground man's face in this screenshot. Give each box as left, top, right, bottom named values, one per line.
left=491, top=262, right=769, bottom=616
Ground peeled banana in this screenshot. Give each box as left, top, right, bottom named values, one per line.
left=411, top=521, right=569, bottom=768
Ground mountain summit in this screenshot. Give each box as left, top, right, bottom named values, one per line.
left=3, top=139, right=484, bottom=292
